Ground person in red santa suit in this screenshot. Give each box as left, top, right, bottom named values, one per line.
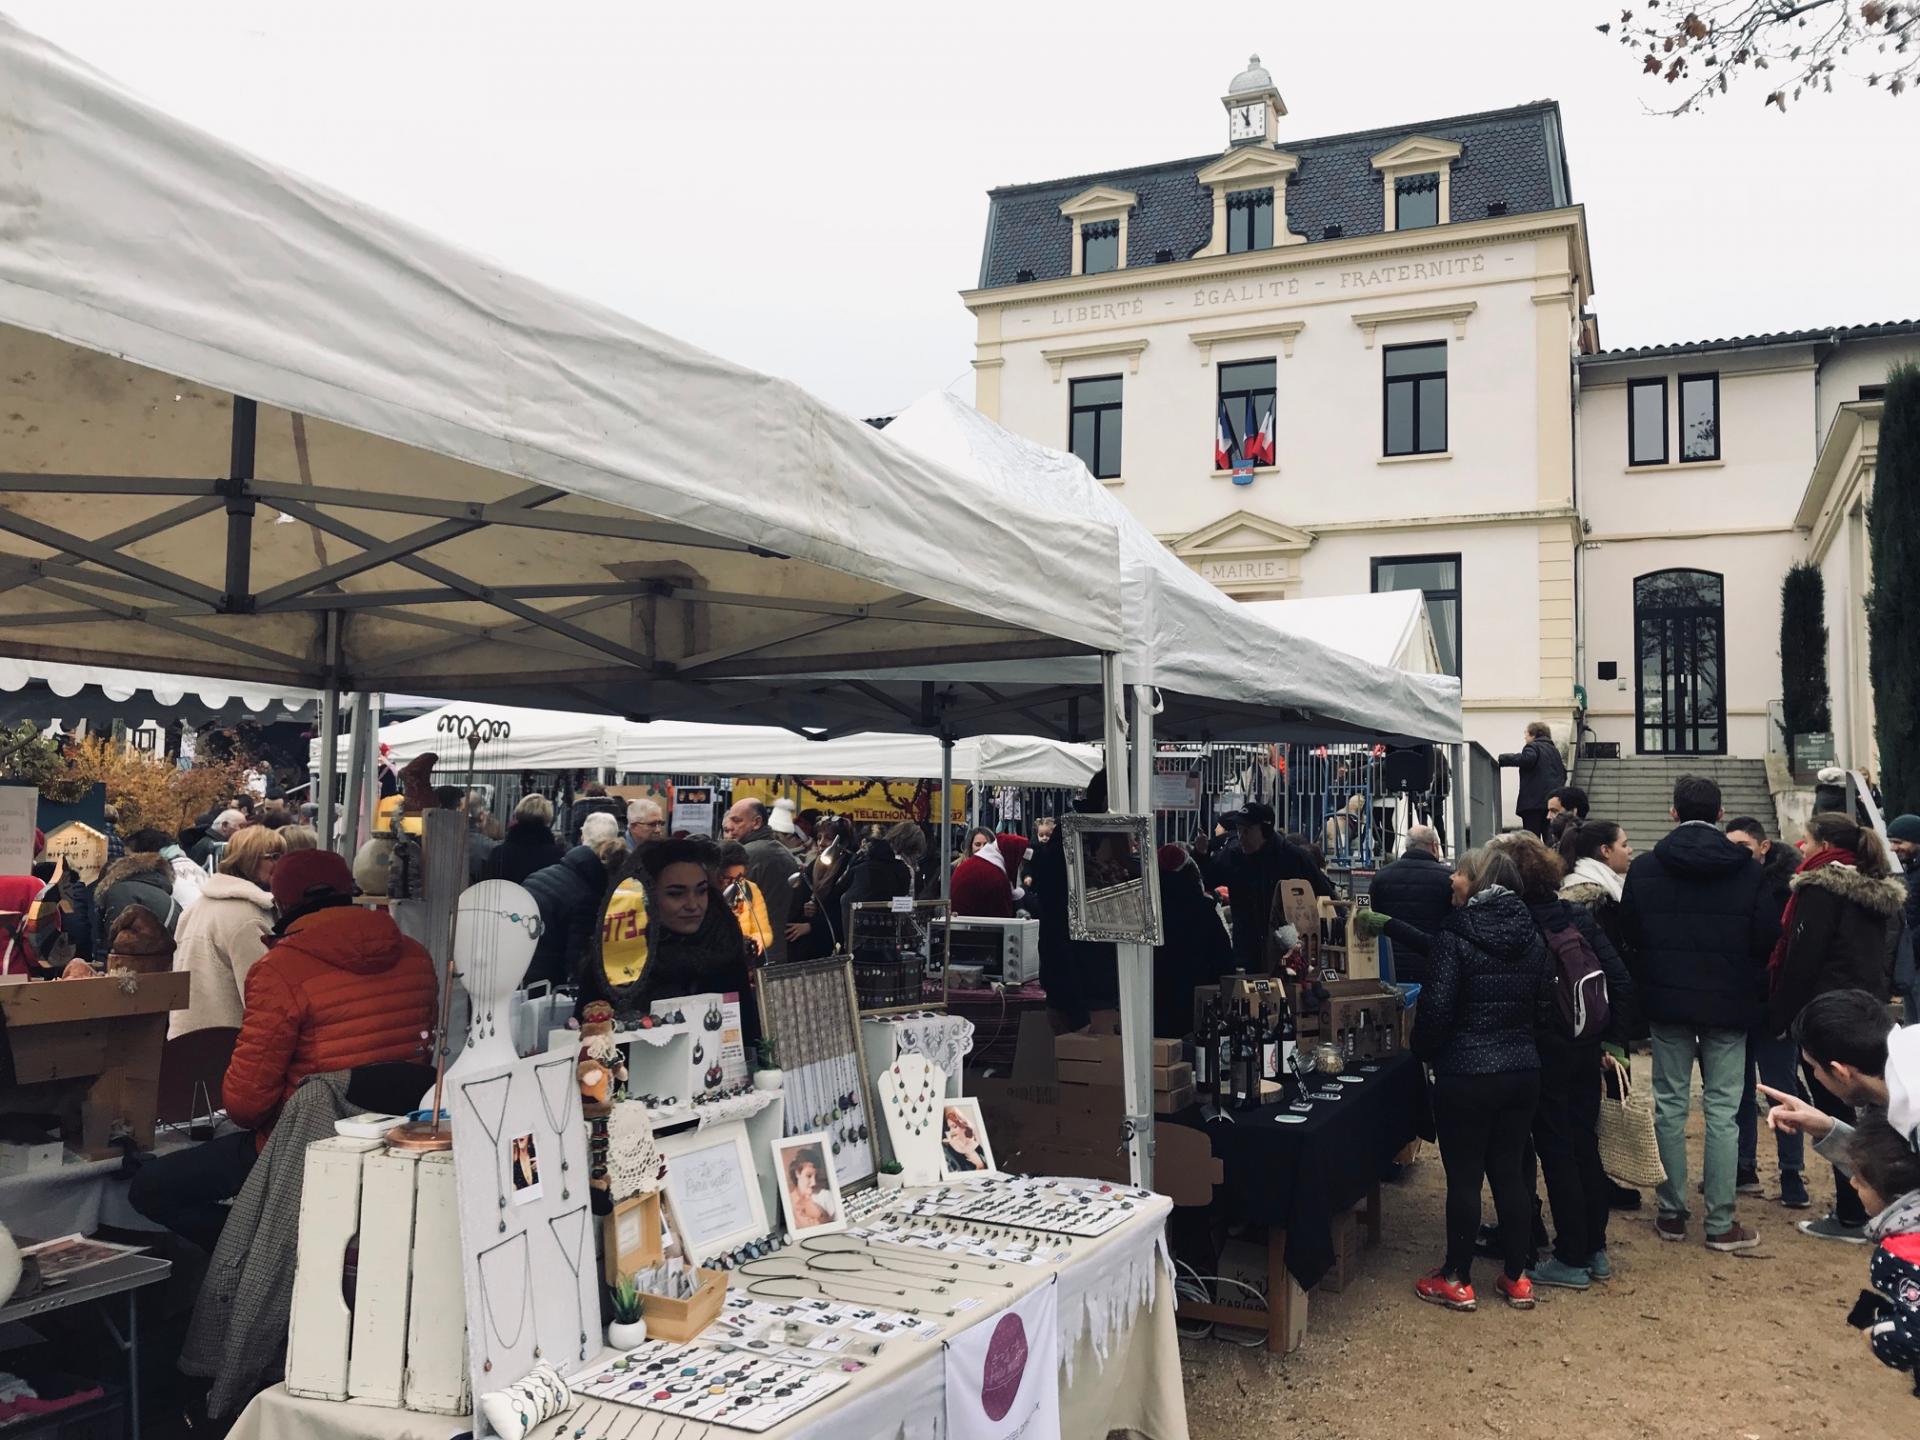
left=950, top=834, right=1030, bottom=918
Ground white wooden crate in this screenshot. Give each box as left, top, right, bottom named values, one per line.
left=286, top=1137, right=382, bottom=1401
left=404, top=1151, right=470, bottom=1415
left=348, top=1147, right=421, bottom=1406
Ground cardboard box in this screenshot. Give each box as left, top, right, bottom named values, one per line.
left=1290, top=977, right=1402, bottom=1061
left=603, top=1191, right=663, bottom=1284
left=1153, top=1083, right=1195, bottom=1115
left=1055, top=1058, right=1110, bottom=1088
left=1316, top=1209, right=1363, bottom=1294
left=1152, top=1061, right=1193, bottom=1093
left=1220, top=974, right=1285, bottom=1017
left=1054, top=1032, right=1181, bottom=1067
left=1272, top=883, right=1379, bottom=979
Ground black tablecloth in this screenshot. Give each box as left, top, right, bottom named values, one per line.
left=1162, top=1051, right=1432, bottom=1291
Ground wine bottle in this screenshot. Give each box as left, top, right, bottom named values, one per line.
left=1279, top=993, right=1298, bottom=1078
left=1193, top=1002, right=1214, bottom=1094
left=1259, top=1001, right=1280, bottom=1085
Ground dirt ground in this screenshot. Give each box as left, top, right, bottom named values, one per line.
left=1179, top=1089, right=1917, bottom=1440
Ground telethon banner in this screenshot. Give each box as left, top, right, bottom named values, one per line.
left=942, top=1275, right=1059, bottom=1440
left=731, top=776, right=967, bottom=826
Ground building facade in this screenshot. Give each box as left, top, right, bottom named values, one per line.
left=964, top=57, right=1917, bottom=810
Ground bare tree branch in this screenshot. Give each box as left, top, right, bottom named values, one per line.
left=1598, top=0, right=1917, bottom=113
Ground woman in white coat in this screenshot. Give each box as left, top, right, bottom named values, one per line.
left=168, top=824, right=287, bottom=1038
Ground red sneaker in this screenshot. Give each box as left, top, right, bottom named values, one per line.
left=1415, top=1270, right=1477, bottom=1311
left=1495, top=1273, right=1536, bottom=1310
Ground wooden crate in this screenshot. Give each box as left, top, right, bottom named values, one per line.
left=404, top=1152, right=469, bottom=1415
left=286, top=1138, right=382, bottom=1401
left=640, top=1267, right=727, bottom=1343
left=348, top=1148, right=420, bottom=1407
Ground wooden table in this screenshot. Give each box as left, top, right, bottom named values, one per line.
left=0, top=972, right=191, bottom=1157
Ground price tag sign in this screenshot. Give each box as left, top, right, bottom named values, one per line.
left=889, top=896, right=914, bottom=913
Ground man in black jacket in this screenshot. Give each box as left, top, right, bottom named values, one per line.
left=1365, top=824, right=1452, bottom=967
left=1620, top=775, right=1780, bottom=1252
left=1204, top=802, right=1332, bottom=969
left=1497, top=722, right=1567, bottom=840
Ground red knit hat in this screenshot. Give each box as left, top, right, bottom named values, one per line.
left=1156, top=843, right=1189, bottom=874
left=271, top=847, right=356, bottom=912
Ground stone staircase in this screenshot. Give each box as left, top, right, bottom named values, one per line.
left=1575, top=756, right=1776, bottom=846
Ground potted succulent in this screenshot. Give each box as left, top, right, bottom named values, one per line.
left=606, top=1272, right=647, bottom=1351
left=752, top=1038, right=784, bottom=1092
left=877, top=1158, right=908, bottom=1192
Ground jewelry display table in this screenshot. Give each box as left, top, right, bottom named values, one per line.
left=228, top=1186, right=1187, bottom=1440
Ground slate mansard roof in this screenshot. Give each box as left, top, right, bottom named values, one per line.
left=976, top=101, right=1572, bottom=291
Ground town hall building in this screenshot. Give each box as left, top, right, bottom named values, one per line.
left=962, top=56, right=1917, bottom=822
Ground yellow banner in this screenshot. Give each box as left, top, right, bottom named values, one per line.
left=731, top=776, right=967, bottom=826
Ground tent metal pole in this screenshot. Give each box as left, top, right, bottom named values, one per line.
left=939, top=736, right=954, bottom=902
left=220, top=398, right=257, bottom=612
left=364, top=694, right=385, bottom=847
left=1099, top=656, right=1152, bottom=1189
left=1122, top=681, right=1160, bottom=1191
left=317, top=612, right=341, bottom=855
left=343, top=691, right=372, bottom=858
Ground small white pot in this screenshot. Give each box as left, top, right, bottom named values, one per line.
left=877, top=1169, right=908, bottom=1191
left=752, top=1068, right=784, bottom=1092
left=607, top=1317, right=648, bottom=1351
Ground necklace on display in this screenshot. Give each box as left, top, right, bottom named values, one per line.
left=884, top=1059, right=934, bottom=1136
left=461, top=1072, right=515, bottom=1231
left=742, top=1271, right=961, bottom=1318
left=804, top=1234, right=1014, bottom=1284
left=547, top=1205, right=592, bottom=1362
left=532, top=1055, right=578, bottom=1202
left=474, top=1231, right=531, bottom=1375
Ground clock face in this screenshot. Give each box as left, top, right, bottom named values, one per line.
left=1229, top=104, right=1264, bottom=140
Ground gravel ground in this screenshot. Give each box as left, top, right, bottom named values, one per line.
left=1177, top=1093, right=1916, bottom=1439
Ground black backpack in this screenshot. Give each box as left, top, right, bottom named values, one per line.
left=1544, top=916, right=1610, bottom=1041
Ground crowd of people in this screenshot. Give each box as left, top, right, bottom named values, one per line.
left=1356, top=764, right=1920, bottom=1395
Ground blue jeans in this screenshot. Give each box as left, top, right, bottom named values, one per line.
left=1737, top=1029, right=1806, bottom=1175
left=1650, top=1023, right=1746, bottom=1234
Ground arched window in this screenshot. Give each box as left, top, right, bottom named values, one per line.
left=1634, top=569, right=1725, bottom=755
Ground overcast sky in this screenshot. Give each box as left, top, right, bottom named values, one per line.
left=10, top=1, right=1917, bottom=417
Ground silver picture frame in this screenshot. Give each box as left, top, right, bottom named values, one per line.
left=1061, top=811, right=1163, bottom=945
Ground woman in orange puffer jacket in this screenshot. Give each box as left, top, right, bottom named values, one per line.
left=130, top=850, right=436, bottom=1252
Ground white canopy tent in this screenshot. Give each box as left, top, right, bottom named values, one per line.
left=0, top=656, right=318, bottom=727
left=871, top=393, right=1463, bottom=746
left=1240, top=591, right=1442, bottom=676
left=309, top=703, right=1101, bottom=789
left=0, top=18, right=1122, bottom=722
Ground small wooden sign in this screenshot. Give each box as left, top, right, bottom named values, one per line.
left=42, top=821, right=109, bottom=885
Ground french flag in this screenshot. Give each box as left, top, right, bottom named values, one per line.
left=1215, top=403, right=1234, bottom=470
left=1245, top=396, right=1275, bottom=466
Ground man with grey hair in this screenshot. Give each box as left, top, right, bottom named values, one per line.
left=627, top=798, right=666, bottom=850
left=189, top=808, right=245, bottom=868
left=723, top=798, right=800, bottom=962
left=1360, top=823, right=1452, bottom=970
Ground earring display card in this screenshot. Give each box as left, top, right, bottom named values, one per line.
left=751, top=959, right=877, bottom=1187
left=451, top=1052, right=598, bottom=1436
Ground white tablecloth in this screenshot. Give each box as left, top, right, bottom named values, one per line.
left=228, top=1194, right=1187, bottom=1440
left=0, top=1130, right=205, bottom=1238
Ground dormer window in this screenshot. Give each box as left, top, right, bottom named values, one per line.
left=1226, top=189, right=1274, bottom=253
left=1058, top=186, right=1137, bottom=278
left=1082, top=221, right=1120, bottom=275
left=1371, top=135, right=1463, bottom=232
left=1394, top=174, right=1440, bottom=230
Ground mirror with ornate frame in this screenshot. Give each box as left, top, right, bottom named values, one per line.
left=1061, top=811, right=1162, bottom=945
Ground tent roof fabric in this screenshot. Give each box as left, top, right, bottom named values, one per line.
left=0, top=18, right=1121, bottom=735
left=313, top=704, right=1100, bottom=788
left=0, top=657, right=317, bottom=728
left=1238, top=592, right=1442, bottom=675
left=873, top=394, right=1463, bottom=745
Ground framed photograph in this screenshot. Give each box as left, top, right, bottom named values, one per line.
left=751, top=958, right=880, bottom=1189
left=938, top=1098, right=995, bottom=1178
left=771, top=1132, right=847, bottom=1239
left=1061, top=812, right=1162, bottom=945
left=655, top=1119, right=769, bottom=1263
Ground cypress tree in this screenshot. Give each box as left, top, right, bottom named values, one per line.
left=1868, top=363, right=1920, bottom=814
left=1779, top=562, right=1830, bottom=759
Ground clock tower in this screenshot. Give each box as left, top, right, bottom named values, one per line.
left=1222, top=53, right=1285, bottom=149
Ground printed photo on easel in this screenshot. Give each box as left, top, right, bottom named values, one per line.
left=510, top=1132, right=544, bottom=1204
left=773, top=1132, right=846, bottom=1238
left=940, top=1100, right=994, bottom=1176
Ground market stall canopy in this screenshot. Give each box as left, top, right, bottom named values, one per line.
left=0, top=18, right=1123, bottom=735
left=1239, top=591, right=1442, bottom=675
left=858, top=394, right=1463, bottom=745
left=310, top=704, right=1101, bottom=788
left=0, top=657, right=318, bottom=728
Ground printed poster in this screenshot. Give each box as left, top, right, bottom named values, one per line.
left=942, top=1277, right=1059, bottom=1440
